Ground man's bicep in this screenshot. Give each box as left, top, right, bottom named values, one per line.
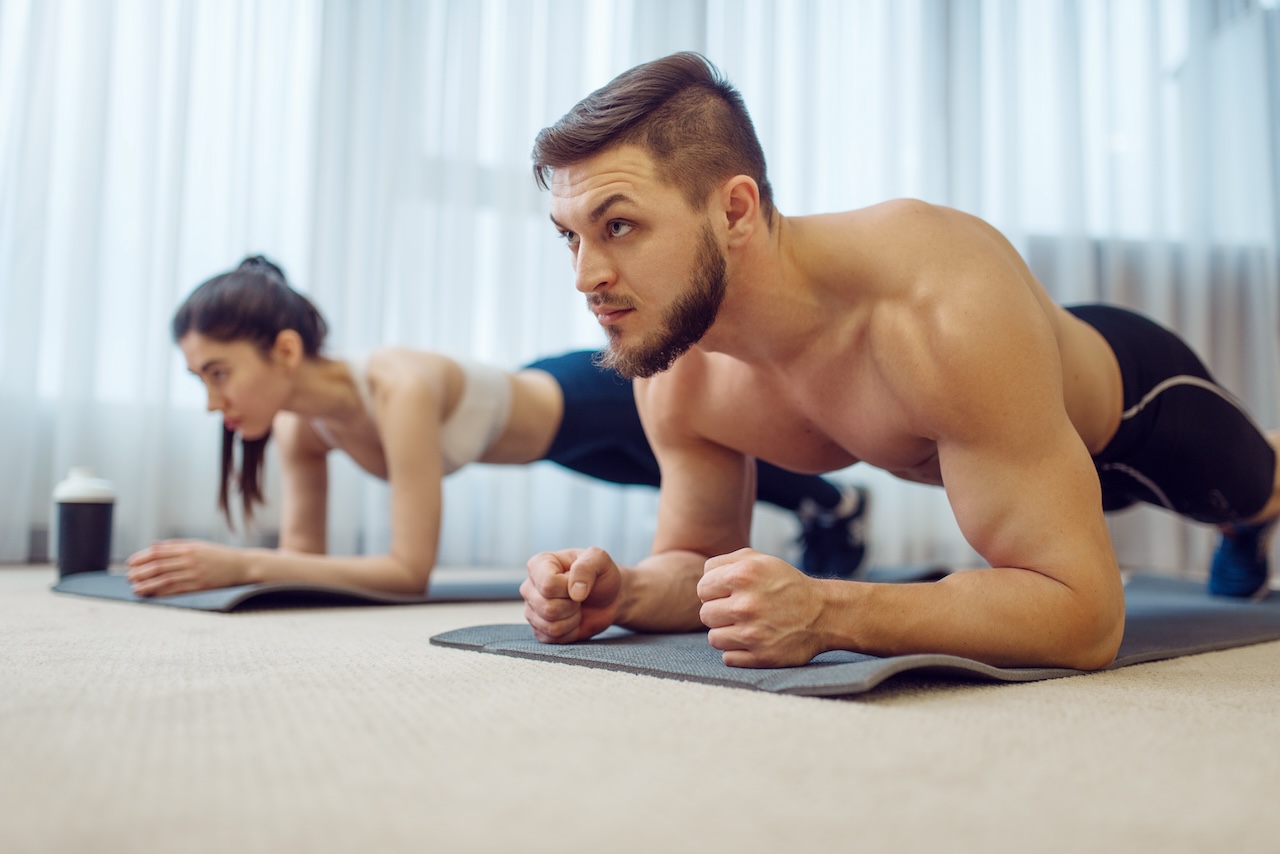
left=938, top=415, right=1114, bottom=584
left=634, top=372, right=752, bottom=557
left=888, top=281, right=1114, bottom=581
left=647, top=435, right=754, bottom=558
left=938, top=417, right=1126, bottom=666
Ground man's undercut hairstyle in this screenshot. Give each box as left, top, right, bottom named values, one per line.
left=172, top=255, right=329, bottom=530
left=532, top=52, right=775, bottom=225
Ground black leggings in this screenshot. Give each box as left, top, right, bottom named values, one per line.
left=523, top=351, right=841, bottom=512
left=1069, top=304, right=1274, bottom=524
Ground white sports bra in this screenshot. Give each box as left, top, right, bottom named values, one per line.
left=311, top=356, right=513, bottom=475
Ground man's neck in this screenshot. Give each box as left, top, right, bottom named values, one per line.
left=697, top=213, right=827, bottom=366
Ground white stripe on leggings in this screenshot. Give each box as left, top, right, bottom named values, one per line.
left=1121, top=374, right=1246, bottom=421
left=1099, top=462, right=1177, bottom=513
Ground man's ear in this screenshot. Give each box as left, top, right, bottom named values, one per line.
left=721, top=175, right=760, bottom=248
left=272, top=329, right=305, bottom=370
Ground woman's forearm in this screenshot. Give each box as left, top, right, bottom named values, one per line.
left=245, top=548, right=432, bottom=595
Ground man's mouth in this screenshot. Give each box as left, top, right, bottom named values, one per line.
left=589, top=296, right=636, bottom=326
left=594, top=307, right=632, bottom=325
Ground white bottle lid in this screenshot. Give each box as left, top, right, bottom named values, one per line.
left=53, top=467, right=116, bottom=503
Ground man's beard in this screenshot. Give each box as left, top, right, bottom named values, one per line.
left=597, top=223, right=727, bottom=379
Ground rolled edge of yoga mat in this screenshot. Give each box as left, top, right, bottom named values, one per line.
left=52, top=569, right=525, bottom=611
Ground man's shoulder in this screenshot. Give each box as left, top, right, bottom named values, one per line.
left=637, top=351, right=751, bottom=422
left=654, top=348, right=751, bottom=386
left=809, top=198, right=948, bottom=229
left=639, top=348, right=713, bottom=400
left=636, top=351, right=793, bottom=459
left=795, top=200, right=962, bottom=276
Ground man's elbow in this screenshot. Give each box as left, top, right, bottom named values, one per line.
left=1057, top=597, right=1125, bottom=671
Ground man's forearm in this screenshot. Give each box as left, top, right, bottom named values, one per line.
left=817, top=566, right=1125, bottom=670
left=615, top=550, right=709, bottom=633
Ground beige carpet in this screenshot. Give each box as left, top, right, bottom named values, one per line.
left=3, top=565, right=1279, bottom=854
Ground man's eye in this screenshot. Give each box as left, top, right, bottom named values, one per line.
left=560, top=230, right=579, bottom=248
left=608, top=221, right=632, bottom=237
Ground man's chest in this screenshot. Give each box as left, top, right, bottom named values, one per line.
left=695, top=367, right=941, bottom=482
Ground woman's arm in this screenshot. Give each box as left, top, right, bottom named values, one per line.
left=237, top=351, right=453, bottom=594
left=128, top=351, right=457, bottom=597
left=275, top=411, right=328, bottom=554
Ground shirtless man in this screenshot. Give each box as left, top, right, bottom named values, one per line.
left=520, top=52, right=1280, bottom=670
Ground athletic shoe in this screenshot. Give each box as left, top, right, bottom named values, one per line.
left=1208, top=518, right=1277, bottom=599
left=797, top=485, right=870, bottom=579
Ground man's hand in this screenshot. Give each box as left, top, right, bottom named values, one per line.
left=522, top=547, right=624, bottom=643
left=126, top=540, right=247, bottom=596
left=697, top=548, right=827, bottom=667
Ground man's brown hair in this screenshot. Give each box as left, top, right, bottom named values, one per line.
left=532, top=52, right=775, bottom=225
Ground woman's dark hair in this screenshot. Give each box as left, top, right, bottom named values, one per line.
left=532, top=52, right=775, bottom=226
left=172, top=255, right=328, bottom=529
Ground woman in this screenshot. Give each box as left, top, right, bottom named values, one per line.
left=126, top=256, right=868, bottom=596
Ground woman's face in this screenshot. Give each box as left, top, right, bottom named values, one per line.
left=179, top=332, right=293, bottom=440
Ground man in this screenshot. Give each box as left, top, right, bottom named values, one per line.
left=519, top=52, right=1279, bottom=670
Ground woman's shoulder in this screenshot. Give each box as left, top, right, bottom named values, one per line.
left=363, top=346, right=458, bottom=376
left=360, top=347, right=459, bottom=391
left=360, top=348, right=489, bottom=424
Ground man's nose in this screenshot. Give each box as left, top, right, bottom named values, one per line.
left=574, top=243, right=615, bottom=293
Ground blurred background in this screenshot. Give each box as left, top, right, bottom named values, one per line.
left=1, top=0, right=1277, bottom=577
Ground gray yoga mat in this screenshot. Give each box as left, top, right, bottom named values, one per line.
left=48, top=563, right=944, bottom=612
left=52, top=569, right=524, bottom=611
left=430, top=574, right=1280, bottom=696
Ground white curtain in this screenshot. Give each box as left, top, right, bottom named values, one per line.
left=2, top=0, right=1276, bottom=578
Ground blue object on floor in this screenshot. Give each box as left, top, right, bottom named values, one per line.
left=1208, top=520, right=1275, bottom=598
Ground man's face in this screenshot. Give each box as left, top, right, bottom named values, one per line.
left=549, top=145, right=727, bottom=379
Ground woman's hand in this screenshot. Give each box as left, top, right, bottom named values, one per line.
left=125, top=540, right=249, bottom=596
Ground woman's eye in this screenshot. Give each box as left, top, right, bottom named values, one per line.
left=561, top=230, right=579, bottom=249
left=608, top=221, right=632, bottom=237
